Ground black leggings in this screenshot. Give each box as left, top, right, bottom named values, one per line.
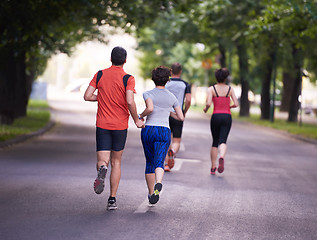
left=210, top=114, right=232, bottom=147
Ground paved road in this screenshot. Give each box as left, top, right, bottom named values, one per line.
left=1, top=92, right=317, bottom=240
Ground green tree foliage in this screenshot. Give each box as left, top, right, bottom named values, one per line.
left=2, top=0, right=317, bottom=125
left=0, top=0, right=190, bottom=124
left=136, top=10, right=206, bottom=84
left=185, top=0, right=263, bottom=116
left=136, top=0, right=317, bottom=121
left=0, top=0, right=117, bottom=124
left=249, top=0, right=317, bottom=122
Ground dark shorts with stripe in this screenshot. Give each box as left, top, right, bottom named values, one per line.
left=169, top=116, right=184, bottom=138
left=96, top=127, right=127, bottom=151
left=141, top=126, right=171, bottom=174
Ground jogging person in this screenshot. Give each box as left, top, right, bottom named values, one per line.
left=164, top=62, right=191, bottom=172
left=203, top=68, right=239, bottom=175
left=139, top=66, right=184, bottom=204
left=84, top=46, right=144, bottom=210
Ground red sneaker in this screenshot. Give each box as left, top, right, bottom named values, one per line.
left=218, top=158, right=224, bottom=173
left=210, top=167, right=217, bottom=175
left=164, top=164, right=170, bottom=172
left=167, top=149, right=175, bottom=169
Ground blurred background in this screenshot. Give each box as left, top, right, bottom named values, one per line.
left=1, top=0, right=317, bottom=125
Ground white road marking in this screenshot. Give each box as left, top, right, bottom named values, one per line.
left=134, top=189, right=164, bottom=214
left=172, top=158, right=201, bottom=171
left=134, top=158, right=200, bottom=213
left=179, top=143, right=185, bottom=151
left=134, top=198, right=155, bottom=213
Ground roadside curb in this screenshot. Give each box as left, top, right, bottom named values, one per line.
left=0, top=120, right=56, bottom=149
left=234, top=120, right=317, bottom=146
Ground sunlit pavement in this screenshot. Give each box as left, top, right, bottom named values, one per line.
left=0, top=85, right=317, bottom=240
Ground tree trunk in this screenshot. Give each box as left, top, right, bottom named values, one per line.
left=260, top=72, right=271, bottom=120
left=260, top=52, right=275, bottom=120
left=288, top=46, right=303, bottom=122
left=236, top=42, right=250, bottom=117
left=0, top=46, right=28, bottom=125
left=280, top=71, right=295, bottom=112
left=218, top=42, right=226, bottom=68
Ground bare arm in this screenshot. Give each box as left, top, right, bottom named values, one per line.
left=139, top=98, right=154, bottom=119
left=203, top=87, right=212, bottom=113
left=230, top=88, right=239, bottom=108
left=126, top=90, right=144, bottom=128
left=170, top=105, right=184, bottom=121
left=83, top=85, right=97, bottom=101
left=183, top=93, right=191, bottom=117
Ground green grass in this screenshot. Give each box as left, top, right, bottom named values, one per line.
left=0, top=100, right=51, bottom=142
left=191, top=104, right=317, bottom=141
left=190, top=104, right=206, bottom=112
left=232, top=112, right=317, bottom=140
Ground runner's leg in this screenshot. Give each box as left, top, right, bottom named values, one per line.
left=97, top=151, right=110, bottom=170
left=145, top=173, right=155, bottom=195
left=218, top=143, right=227, bottom=159
left=170, top=137, right=181, bottom=154
left=210, top=115, right=220, bottom=171
left=109, top=150, right=124, bottom=198
left=94, top=151, right=110, bottom=194
left=154, top=138, right=170, bottom=183
left=211, top=147, right=218, bottom=169
left=155, top=167, right=164, bottom=183
left=141, top=126, right=156, bottom=196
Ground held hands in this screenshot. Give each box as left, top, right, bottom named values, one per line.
left=135, top=117, right=145, bottom=128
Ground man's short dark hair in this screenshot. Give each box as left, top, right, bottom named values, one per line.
left=152, top=66, right=171, bottom=86
left=171, top=62, right=182, bottom=75
left=215, top=68, right=230, bottom=83
left=111, top=46, right=127, bottom=65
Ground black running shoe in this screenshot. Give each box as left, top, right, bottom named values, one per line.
left=149, top=183, right=162, bottom=204
left=107, top=197, right=118, bottom=210
left=94, top=165, right=107, bottom=194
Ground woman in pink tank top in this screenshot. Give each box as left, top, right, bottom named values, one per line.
left=203, top=68, right=239, bottom=175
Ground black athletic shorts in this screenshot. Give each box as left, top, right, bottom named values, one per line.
left=96, top=127, right=127, bottom=151
left=210, top=114, right=232, bottom=147
left=169, top=116, right=184, bottom=138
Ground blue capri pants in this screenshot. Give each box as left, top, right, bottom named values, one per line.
left=141, top=126, right=171, bottom=174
